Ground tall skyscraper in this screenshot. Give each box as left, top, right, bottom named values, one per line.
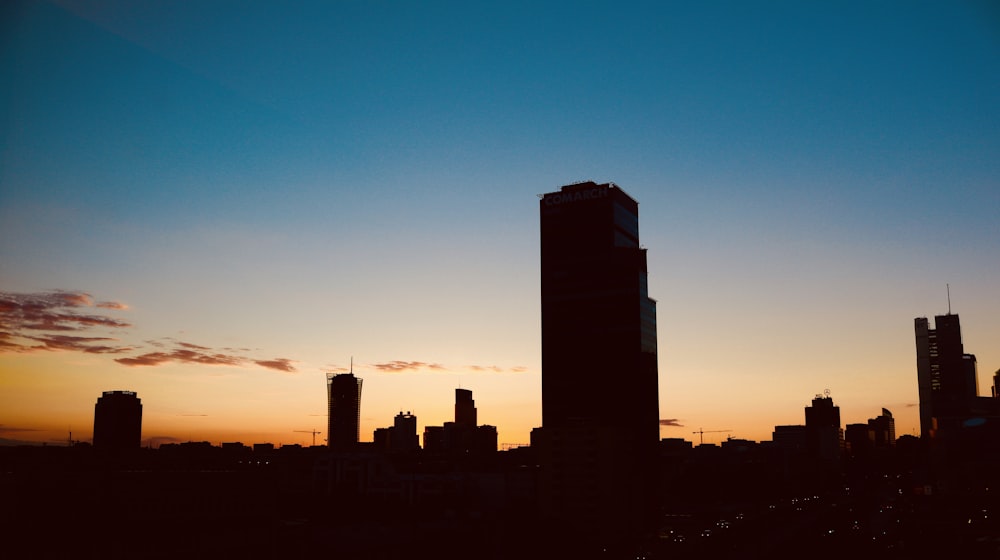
left=327, top=372, right=362, bottom=450
left=915, top=314, right=979, bottom=438
left=804, top=393, right=843, bottom=463
left=539, top=181, right=660, bottom=544
left=454, top=388, right=477, bottom=427
left=391, top=411, right=419, bottom=452
left=93, top=390, right=142, bottom=449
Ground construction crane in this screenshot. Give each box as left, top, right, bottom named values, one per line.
left=692, top=428, right=732, bottom=445
left=294, top=429, right=321, bottom=446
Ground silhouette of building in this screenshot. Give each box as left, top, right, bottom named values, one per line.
left=327, top=373, right=362, bottom=450
left=771, top=425, right=807, bottom=453
left=915, top=314, right=979, bottom=438
left=538, top=181, right=660, bottom=544
left=869, top=408, right=895, bottom=447
left=93, top=390, right=142, bottom=449
left=805, top=393, right=843, bottom=464
left=390, top=411, right=419, bottom=452
left=421, top=389, right=497, bottom=454
left=455, top=388, right=477, bottom=427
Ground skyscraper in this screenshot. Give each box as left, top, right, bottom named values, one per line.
left=391, top=411, right=419, bottom=452
left=93, top=390, right=142, bottom=449
left=454, top=388, right=477, bottom=427
left=804, top=393, right=843, bottom=463
left=327, top=372, right=362, bottom=450
left=915, top=314, right=979, bottom=438
left=539, top=181, right=660, bottom=544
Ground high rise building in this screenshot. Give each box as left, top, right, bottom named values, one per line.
left=538, top=181, right=660, bottom=543
left=804, top=393, right=843, bottom=464
left=93, top=390, right=142, bottom=449
left=391, top=411, right=419, bottom=452
left=915, top=314, right=979, bottom=437
left=454, top=388, right=477, bottom=427
left=869, top=408, right=896, bottom=447
left=327, top=373, right=362, bottom=450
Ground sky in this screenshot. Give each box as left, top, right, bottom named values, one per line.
left=1, top=0, right=998, bottom=448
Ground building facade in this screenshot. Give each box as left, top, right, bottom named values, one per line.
left=915, top=314, right=979, bottom=438
left=454, top=388, right=477, bottom=427
left=327, top=373, right=362, bottom=450
left=538, top=181, right=660, bottom=543
left=93, top=390, right=142, bottom=449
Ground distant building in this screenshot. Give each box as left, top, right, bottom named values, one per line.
left=93, top=390, right=142, bottom=449
left=455, top=388, right=477, bottom=427
left=805, top=394, right=843, bottom=464
left=771, top=425, right=807, bottom=453
left=869, top=408, right=895, bottom=447
left=539, top=181, right=660, bottom=542
left=423, top=425, right=445, bottom=451
left=391, top=411, right=419, bottom=452
left=421, top=389, right=497, bottom=454
left=327, top=373, right=362, bottom=450
left=844, top=423, right=874, bottom=457
left=915, top=314, right=979, bottom=437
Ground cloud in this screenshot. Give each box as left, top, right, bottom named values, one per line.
left=467, top=364, right=529, bottom=373
left=0, top=425, right=43, bottom=434
left=115, top=340, right=297, bottom=373
left=370, top=361, right=528, bottom=374
left=372, top=361, right=444, bottom=372
left=23, top=334, right=131, bottom=354
left=2, top=290, right=298, bottom=374
left=255, top=358, right=296, bottom=372
left=659, top=419, right=684, bottom=427
left=0, top=290, right=131, bottom=354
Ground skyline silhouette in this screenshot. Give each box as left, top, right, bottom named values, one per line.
left=2, top=1, right=999, bottom=449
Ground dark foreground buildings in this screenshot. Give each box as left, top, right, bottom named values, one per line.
left=539, top=181, right=660, bottom=546
left=92, top=390, right=142, bottom=450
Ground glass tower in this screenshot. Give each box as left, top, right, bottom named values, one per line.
left=539, top=181, right=660, bottom=544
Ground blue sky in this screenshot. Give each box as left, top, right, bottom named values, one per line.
left=1, top=0, right=998, bottom=446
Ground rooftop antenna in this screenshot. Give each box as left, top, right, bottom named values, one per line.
left=947, top=283, right=952, bottom=314
left=350, top=356, right=353, bottom=374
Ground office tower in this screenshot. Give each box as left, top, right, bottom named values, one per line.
left=391, top=411, right=419, bottom=452
left=455, top=388, right=477, bottom=427
left=869, top=408, right=895, bottom=447
left=915, top=314, right=979, bottom=437
left=804, top=393, right=843, bottom=464
left=539, top=181, right=660, bottom=543
left=93, top=390, right=142, bottom=449
left=327, top=373, right=362, bottom=450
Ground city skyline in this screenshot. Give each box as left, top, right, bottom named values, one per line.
left=2, top=1, right=999, bottom=448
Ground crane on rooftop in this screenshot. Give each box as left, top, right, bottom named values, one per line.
left=692, top=428, right=732, bottom=445
left=294, top=429, right=321, bottom=446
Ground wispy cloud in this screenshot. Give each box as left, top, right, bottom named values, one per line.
left=0, top=425, right=43, bottom=434
left=370, top=360, right=528, bottom=374
left=23, top=334, right=132, bottom=354
left=372, top=361, right=445, bottom=372
left=0, top=290, right=131, bottom=353
left=659, top=419, right=684, bottom=427
left=1, top=290, right=297, bottom=373
left=116, top=340, right=298, bottom=373
left=255, top=358, right=296, bottom=372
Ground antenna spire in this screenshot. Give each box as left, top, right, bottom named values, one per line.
left=947, top=283, right=952, bottom=314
